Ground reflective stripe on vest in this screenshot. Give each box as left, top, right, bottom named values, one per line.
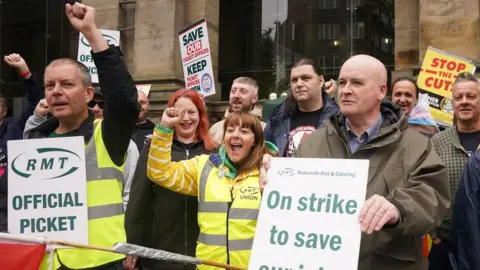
left=196, top=159, right=260, bottom=269
left=55, top=120, right=126, bottom=268
left=197, top=233, right=254, bottom=251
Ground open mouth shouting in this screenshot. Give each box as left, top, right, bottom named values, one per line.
left=227, top=140, right=248, bottom=163
left=230, top=142, right=243, bottom=153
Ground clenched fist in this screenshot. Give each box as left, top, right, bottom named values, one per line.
left=35, top=99, right=50, bottom=117
left=160, top=107, right=185, bottom=129
left=4, top=54, right=29, bottom=73
left=66, top=2, right=97, bottom=34
left=325, top=79, right=337, bottom=98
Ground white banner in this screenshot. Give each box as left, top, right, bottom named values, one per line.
left=8, top=137, right=88, bottom=245
left=249, top=158, right=369, bottom=270
left=179, top=19, right=216, bottom=97
left=78, top=29, right=120, bottom=83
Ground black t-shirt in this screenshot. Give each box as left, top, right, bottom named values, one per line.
left=285, top=108, right=323, bottom=157
left=458, top=130, right=480, bottom=156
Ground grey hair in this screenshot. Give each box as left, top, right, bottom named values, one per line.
left=232, top=76, right=259, bottom=94
left=46, top=58, right=92, bottom=88
left=453, top=71, right=479, bottom=86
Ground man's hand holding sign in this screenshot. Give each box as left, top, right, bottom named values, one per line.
left=253, top=55, right=449, bottom=270
left=260, top=155, right=400, bottom=235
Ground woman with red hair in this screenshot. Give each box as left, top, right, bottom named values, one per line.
left=166, top=89, right=217, bottom=151
left=125, top=89, right=217, bottom=270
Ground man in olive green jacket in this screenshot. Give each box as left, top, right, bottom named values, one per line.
left=261, top=55, right=450, bottom=270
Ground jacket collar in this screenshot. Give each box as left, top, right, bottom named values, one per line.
left=449, top=126, right=480, bottom=153
left=329, top=101, right=407, bottom=150
left=450, top=127, right=463, bottom=150
left=28, top=110, right=95, bottom=143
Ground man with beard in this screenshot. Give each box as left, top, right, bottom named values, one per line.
left=428, top=72, right=480, bottom=270
left=264, top=58, right=339, bottom=157
left=209, top=76, right=264, bottom=144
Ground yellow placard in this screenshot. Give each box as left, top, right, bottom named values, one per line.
left=417, top=47, right=476, bottom=126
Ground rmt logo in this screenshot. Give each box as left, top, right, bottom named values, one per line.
left=278, top=168, right=295, bottom=176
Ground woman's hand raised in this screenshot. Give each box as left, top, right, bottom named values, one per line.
left=160, top=107, right=185, bottom=129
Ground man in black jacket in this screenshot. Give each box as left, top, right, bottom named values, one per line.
left=0, top=54, right=43, bottom=172
left=0, top=55, right=43, bottom=231
left=23, top=3, right=139, bottom=269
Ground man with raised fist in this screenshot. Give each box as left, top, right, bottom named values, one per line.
left=26, top=2, right=139, bottom=270
left=0, top=54, right=43, bottom=173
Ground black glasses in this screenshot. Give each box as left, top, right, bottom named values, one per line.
left=88, top=101, right=105, bottom=109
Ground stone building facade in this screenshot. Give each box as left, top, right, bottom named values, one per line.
left=2, top=0, right=477, bottom=122
left=77, top=0, right=229, bottom=122
left=394, top=0, right=480, bottom=80
left=90, top=0, right=479, bottom=122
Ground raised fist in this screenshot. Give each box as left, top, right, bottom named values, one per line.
left=65, top=2, right=97, bottom=34
left=4, top=54, right=29, bottom=73
left=35, top=99, right=50, bottom=117
left=160, top=107, right=185, bottom=129
left=325, top=79, right=337, bottom=98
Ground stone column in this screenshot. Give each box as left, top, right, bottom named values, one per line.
left=394, top=0, right=420, bottom=70
left=132, top=0, right=187, bottom=116
left=419, top=0, right=480, bottom=62
left=84, top=0, right=120, bottom=29
left=119, top=3, right=136, bottom=73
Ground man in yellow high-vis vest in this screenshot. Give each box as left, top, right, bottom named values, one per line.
left=22, top=2, right=140, bottom=269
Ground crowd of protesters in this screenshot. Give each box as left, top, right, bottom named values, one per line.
left=0, top=2, right=479, bottom=270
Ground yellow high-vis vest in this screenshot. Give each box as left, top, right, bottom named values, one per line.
left=196, top=155, right=261, bottom=270
left=40, top=119, right=126, bottom=269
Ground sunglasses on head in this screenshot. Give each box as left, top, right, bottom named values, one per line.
left=88, top=100, right=105, bottom=109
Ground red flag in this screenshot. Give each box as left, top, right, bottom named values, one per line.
left=0, top=241, right=46, bottom=270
